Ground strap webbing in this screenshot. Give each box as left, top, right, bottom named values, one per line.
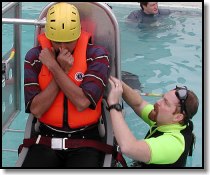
left=19, top=136, right=127, bottom=167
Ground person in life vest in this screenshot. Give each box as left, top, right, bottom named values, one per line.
left=23, top=2, right=110, bottom=167
left=107, top=76, right=199, bottom=167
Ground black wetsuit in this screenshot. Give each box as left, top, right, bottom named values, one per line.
left=127, top=8, right=170, bottom=23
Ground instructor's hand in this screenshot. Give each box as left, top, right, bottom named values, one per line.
left=107, top=76, right=123, bottom=106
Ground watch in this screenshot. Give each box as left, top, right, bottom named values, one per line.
left=107, top=103, right=122, bottom=111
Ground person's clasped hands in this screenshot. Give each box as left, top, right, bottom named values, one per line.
left=57, top=47, right=74, bottom=74
left=38, top=47, right=74, bottom=74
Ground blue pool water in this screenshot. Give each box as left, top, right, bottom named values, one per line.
left=2, top=2, right=202, bottom=167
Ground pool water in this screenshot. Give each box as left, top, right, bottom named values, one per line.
left=2, top=2, right=203, bottom=167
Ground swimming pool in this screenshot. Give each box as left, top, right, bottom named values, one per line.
left=2, top=2, right=203, bottom=167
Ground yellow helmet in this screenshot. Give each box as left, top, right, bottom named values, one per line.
left=45, top=3, right=81, bottom=42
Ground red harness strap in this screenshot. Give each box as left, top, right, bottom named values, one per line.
left=18, top=135, right=127, bottom=167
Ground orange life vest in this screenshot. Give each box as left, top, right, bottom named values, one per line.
left=38, top=31, right=102, bottom=129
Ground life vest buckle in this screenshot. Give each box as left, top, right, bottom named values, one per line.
left=51, top=137, right=68, bottom=150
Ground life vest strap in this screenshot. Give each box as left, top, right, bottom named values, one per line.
left=18, top=135, right=127, bottom=167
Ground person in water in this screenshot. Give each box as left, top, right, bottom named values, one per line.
left=22, top=2, right=110, bottom=167
left=107, top=76, right=199, bottom=167
left=127, top=2, right=170, bottom=23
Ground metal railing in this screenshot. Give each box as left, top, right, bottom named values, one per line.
left=2, top=3, right=45, bottom=132
left=2, top=2, right=22, bottom=132
left=2, top=17, right=46, bottom=26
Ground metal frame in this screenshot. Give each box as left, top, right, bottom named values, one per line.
left=2, top=2, right=22, bottom=133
